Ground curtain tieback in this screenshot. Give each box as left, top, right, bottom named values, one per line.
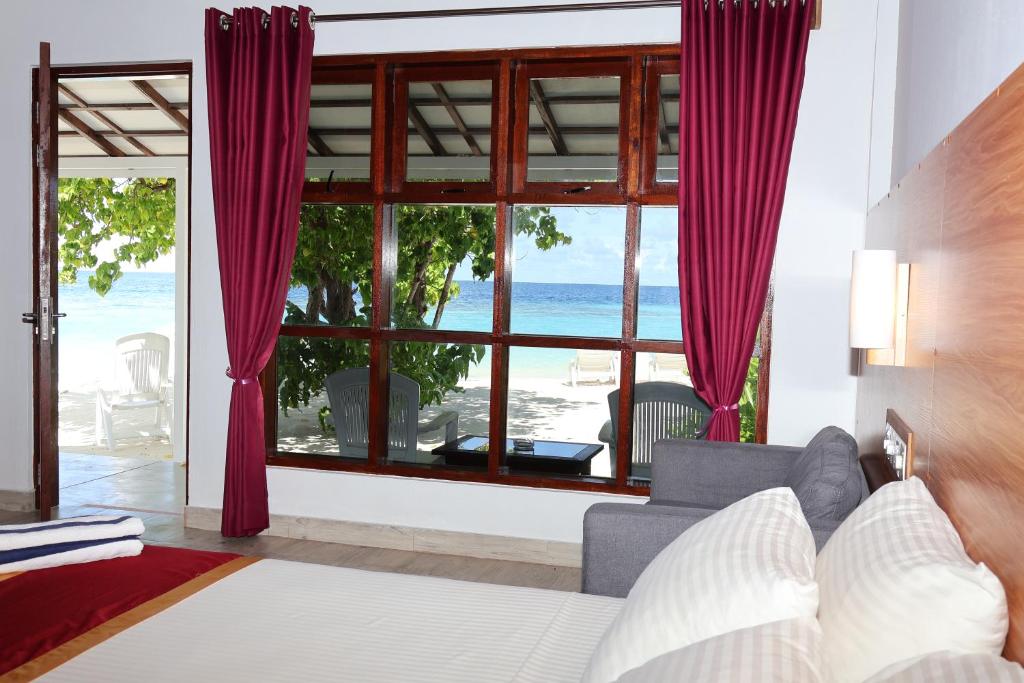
left=712, top=403, right=739, bottom=414
left=225, top=367, right=258, bottom=385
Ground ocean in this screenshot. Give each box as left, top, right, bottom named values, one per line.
left=57, top=272, right=682, bottom=386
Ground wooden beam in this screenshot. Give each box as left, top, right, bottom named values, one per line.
left=529, top=80, right=568, bottom=156
left=407, top=103, right=446, bottom=156
left=430, top=83, right=482, bottom=156
left=658, top=97, right=671, bottom=155
left=58, top=84, right=155, bottom=157
left=131, top=80, right=190, bottom=133
left=58, top=129, right=185, bottom=138
left=60, top=101, right=189, bottom=112
left=57, top=109, right=126, bottom=157
left=307, top=130, right=335, bottom=156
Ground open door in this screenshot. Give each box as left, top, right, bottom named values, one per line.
left=26, top=42, right=61, bottom=520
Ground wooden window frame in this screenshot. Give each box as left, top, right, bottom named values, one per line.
left=392, top=62, right=501, bottom=199
left=640, top=56, right=680, bottom=198
left=512, top=58, right=631, bottom=200
left=264, top=44, right=772, bottom=496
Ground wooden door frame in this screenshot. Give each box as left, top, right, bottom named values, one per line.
left=30, top=58, right=192, bottom=516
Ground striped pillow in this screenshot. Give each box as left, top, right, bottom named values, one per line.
left=582, top=488, right=819, bottom=683
left=865, top=652, right=1024, bottom=682
left=614, top=618, right=824, bottom=683
left=816, top=477, right=1008, bottom=683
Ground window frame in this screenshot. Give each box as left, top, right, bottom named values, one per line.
left=512, top=58, right=632, bottom=199
left=392, top=62, right=501, bottom=198
left=640, top=56, right=681, bottom=197
left=263, top=44, right=772, bottom=496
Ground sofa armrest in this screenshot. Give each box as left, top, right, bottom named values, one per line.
left=582, top=502, right=841, bottom=598
left=650, top=439, right=802, bottom=508
left=582, top=503, right=716, bottom=598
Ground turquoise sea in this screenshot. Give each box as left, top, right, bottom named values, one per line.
left=58, top=272, right=682, bottom=383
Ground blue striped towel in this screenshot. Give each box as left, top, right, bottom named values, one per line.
left=0, top=515, right=145, bottom=572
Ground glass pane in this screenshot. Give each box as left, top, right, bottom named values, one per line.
left=510, top=206, right=625, bottom=337
left=307, top=83, right=372, bottom=181
left=407, top=80, right=492, bottom=182
left=526, top=75, right=620, bottom=183
left=386, top=341, right=490, bottom=466
left=630, top=352, right=700, bottom=484
left=286, top=204, right=373, bottom=327
left=637, top=206, right=681, bottom=341
left=276, top=338, right=371, bottom=459
left=655, top=74, right=680, bottom=183
left=504, top=347, right=615, bottom=480
left=392, top=205, right=495, bottom=332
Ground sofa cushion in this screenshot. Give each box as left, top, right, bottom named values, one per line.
left=784, top=426, right=862, bottom=520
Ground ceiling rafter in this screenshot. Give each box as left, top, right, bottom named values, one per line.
left=529, top=80, right=568, bottom=156
left=430, top=83, right=482, bottom=156
left=407, top=102, right=446, bottom=157
left=60, top=101, right=190, bottom=113
left=131, top=80, right=191, bottom=133
left=307, top=130, right=335, bottom=156
left=58, top=109, right=126, bottom=157
left=58, top=83, right=156, bottom=157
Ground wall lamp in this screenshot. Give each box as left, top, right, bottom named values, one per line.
left=849, top=249, right=910, bottom=367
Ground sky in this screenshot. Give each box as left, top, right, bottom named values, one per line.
left=457, top=205, right=680, bottom=287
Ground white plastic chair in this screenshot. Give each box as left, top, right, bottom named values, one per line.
left=647, top=352, right=692, bottom=385
left=95, top=333, right=172, bottom=450
left=569, top=350, right=619, bottom=387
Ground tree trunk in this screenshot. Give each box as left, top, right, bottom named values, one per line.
left=323, top=272, right=356, bottom=325
left=405, top=241, right=434, bottom=319
left=431, top=263, right=457, bottom=328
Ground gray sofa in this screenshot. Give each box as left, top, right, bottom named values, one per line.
left=582, top=426, right=867, bottom=597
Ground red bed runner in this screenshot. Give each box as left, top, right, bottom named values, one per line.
left=0, top=544, right=239, bottom=676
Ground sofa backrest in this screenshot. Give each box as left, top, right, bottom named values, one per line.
left=785, top=426, right=865, bottom=521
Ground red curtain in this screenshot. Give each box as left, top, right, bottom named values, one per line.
left=205, top=6, right=314, bottom=536
left=678, top=0, right=813, bottom=441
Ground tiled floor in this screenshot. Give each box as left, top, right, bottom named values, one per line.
left=0, top=452, right=581, bottom=592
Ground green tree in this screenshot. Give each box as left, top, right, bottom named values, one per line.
left=278, top=204, right=569, bottom=429
left=57, top=177, right=176, bottom=295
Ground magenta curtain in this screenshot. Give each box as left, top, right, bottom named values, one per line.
left=205, top=5, right=313, bottom=536
left=678, top=0, right=813, bottom=441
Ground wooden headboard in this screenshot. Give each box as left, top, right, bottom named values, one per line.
left=855, top=60, right=1024, bottom=662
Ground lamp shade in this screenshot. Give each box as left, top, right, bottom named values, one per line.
left=849, top=249, right=897, bottom=349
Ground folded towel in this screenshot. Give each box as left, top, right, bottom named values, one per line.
left=0, top=515, right=145, bottom=552
left=0, top=538, right=144, bottom=573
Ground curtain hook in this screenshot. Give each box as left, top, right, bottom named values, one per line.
left=261, top=13, right=270, bottom=29
left=308, top=12, right=316, bottom=30
left=219, top=14, right=231, bottom=31
left=290, top=11, right=299, bottom=29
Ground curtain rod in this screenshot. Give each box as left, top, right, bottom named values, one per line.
left=219, top=1, right=821, bottom=28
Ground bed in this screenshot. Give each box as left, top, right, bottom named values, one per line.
left=1, top=546, right=622, bottom=682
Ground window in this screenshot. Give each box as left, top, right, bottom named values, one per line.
left=265, top=45, right=771, bottom=495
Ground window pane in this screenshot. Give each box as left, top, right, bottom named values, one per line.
left=407, top=80, right=492, bottom=182
left=286, top=204, right=373, bottom=327
left=526, top=75, right=620, bottom=183
left=637, top=206, right=681, bottom=341
left=504, top=346, right=615, bottom=480
left=276, top=338, right=371, bottom=459
left=629, top=352, right=700, bottom=484
left=655, top=74, right=680, bottom=183
left=510, top=206, right=625, bottom=337
left=387, top=341, right=490, bottom=467
left=392, top=205, right=495, bottom=332
left=307, top=83, right=372, bottom=181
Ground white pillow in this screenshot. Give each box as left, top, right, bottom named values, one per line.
left=582, top=488, right=819, bottom=683
left=865, top=651, right=1024, bottom=682
left=614, top=618, right=824, bottom=683
left=816, top=477, right=1008, bottom=683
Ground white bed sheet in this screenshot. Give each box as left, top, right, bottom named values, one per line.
left=40, top=558, right=622, bottom=683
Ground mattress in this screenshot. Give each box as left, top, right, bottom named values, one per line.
left=38, top=559, right=623, bottom=682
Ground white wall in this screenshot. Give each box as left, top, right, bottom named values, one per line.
left=891, top=0, right=1024, bottom=182
left=0, top=0, right=886, bottom=543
